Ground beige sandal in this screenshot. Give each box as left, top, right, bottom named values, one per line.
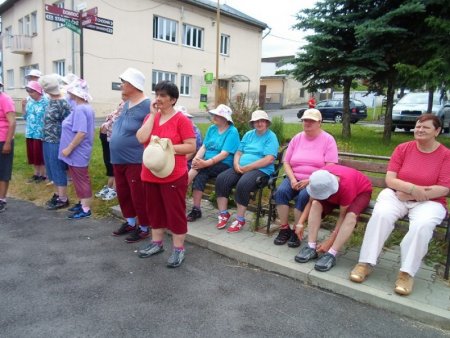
left=350, top=263, right=372, bottom=283
left=394, top=271, right=414, bottom=296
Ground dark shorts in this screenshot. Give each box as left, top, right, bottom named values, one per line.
left=26, top=138, right=45, bottom=165
left=100, top=133, right=114, bottom=177
left=0, top=140, right=14, bottom=181
left=319, top=191, right=372, bottom=218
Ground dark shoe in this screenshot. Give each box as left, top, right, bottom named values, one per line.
left=67, top=209, right=91, bottom=219
left=295, top=246, right=318, bottom=263
left=274, top=228, right=292, bottom=245
left=112, top=222, right=136, bottom=236
left=138, top=242, right=164, bottom=258
left=27, top=175, right=40, bottom=184
left=35, top=176, right=47, bottom=183
left=314, top=253, right=336, bottom=272
left=46, top=193, right=59, bottom=207
left=68, top=202, right=82, bottom=212
left=0, top=200, right=6, bottom=213
left=287, top=231, right=301, bottom=248
left=187, top=207, right=202, bottom=222
left=125, top=228, right=150, bottom=243
left=167, top=249, right=185, bottom=268
left=47, top=198, right=69, bottom=210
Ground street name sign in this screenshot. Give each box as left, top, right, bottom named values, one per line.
left=64, top=19, right=81, bottom=34
left=84, top=24, right=113, bottom=34
left=45, top=4, right=78, bottom=20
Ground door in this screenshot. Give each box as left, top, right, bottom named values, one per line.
left=218, top=80, right=229, bottom=104
left=259, top=85, right=267, bottom=109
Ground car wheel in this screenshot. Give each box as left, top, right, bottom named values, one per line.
left=351, top=119, right=358, bottom=124
left=391, top=125, right=396, bottom=132
left=334, top=114, right=343, bottom=123
left=403, top=128, right=411, bottom=132
left=297, top=110, right=305, bottom=119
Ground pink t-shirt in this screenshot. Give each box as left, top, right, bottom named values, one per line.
left=324, top=164, right=372, bottom=206
left=284, top=131, right=338, bottom=180
left=141, top=112, right=195, bottom=183
left=388, top=141, right=450, bottom=209
left=0, top=93, right=15, bottom=142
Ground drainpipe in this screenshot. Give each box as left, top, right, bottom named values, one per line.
left=71, top=0, right=75, bottom=74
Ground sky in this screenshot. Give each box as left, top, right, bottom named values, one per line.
left=223, top=0, right=317, bottom=57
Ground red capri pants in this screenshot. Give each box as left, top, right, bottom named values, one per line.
left=319, top=191, right=372, bottom=218
left=26, top=138, right=44, bottom=165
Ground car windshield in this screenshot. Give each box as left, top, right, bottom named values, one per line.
left=398, top=93, right=440, bottom=105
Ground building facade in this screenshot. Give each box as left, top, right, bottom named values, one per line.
left=0, top=0, right=267, bottom=115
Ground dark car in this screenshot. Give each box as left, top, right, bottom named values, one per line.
left=297, top=99, right=368, bottom=123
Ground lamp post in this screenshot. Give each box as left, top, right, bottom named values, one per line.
left=215, top=0, right=220, bottom=106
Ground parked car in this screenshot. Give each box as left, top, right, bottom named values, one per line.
left=391, top=92, right=447, bottom=132
left=297, top=99, right=368, bottom=123
left=437, top=103, right=450, bottom=133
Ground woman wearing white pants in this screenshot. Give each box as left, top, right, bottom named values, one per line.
left=350, top=114, right=450, bottom=296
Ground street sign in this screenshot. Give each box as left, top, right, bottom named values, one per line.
left=95, top=16, right=113, bottom=27
left=82, top=7, right=98, bottom=17
left=45, top=12, right=77, bottom=25
left=84, top=24, right=113, bottom=34
left=64, top=19, right=81, bottom=35
left=45, top=4, right=78, bottom=20
left=81, top=15, right=97, bottom=27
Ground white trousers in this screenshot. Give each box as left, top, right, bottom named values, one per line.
left=358, top=188, right=446, bottom=277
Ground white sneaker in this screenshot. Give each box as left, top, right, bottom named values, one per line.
left=95, top=185, right=109, bottom=198
left=102, top=188, right=117, bottom=201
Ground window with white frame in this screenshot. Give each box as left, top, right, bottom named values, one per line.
left=31, top=12, right=37, bottom=35
left=18, top=18, right=23, bottom=35
left=220, top=34, right=230, bottom=56
left=54, top=1, right=65, bottom=29
left=151, top=70, right=176, bottom=92
left=54, top=60, right=65, bottom=76
left=4, top=26, right=12, bottom=48
left=153, top=16, right=177, bottom=43
left=180, top=74, right=192, bottom=96
left=20, top=64, right=39, bottom=87
left=183, top=24, right=203, bottom=49
left=6, top=69, right=14, bottom=89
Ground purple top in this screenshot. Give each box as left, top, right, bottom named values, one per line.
left=59, top=103, right=95, bottom=167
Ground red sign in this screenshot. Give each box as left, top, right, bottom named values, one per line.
left=81, top=15, right=97, bottom=27
left=44, top=4, right=79, bottom=20
left=82, top=7, right=98, bottom=18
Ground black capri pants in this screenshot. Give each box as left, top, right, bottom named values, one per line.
left=215, top=168, right=269, bottom=207
left=192, top=162, right=229, bottom=192
left=100, top=133, right=114, bottom=177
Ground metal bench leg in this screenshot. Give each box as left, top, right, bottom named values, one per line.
left=445, top=223, right=450, bottom=280
left=255, top=188, right=263, bottom=229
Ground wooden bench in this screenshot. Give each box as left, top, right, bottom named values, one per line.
left=265, top=151, right=450, bottom=279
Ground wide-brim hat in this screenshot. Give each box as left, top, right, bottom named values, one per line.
left=249, top=110, right=271, bottom=127
left=61, top=73, right=79, bottom=85
left=306, top=170, right=339, bottom=200
left=176, top=105, right=193, bottom=118
left=39, top=74, right=61, bottom=95
left=301, top=108, right=322, bottom=121
left=120, top=68, right=145, bottom=92
left=26, top=69, right=42, bottom=79
left=26, top=80, right=43, bottom=95
left=143, top=136, right=175, bottom=178
left=209, top=104, right=233, bottom=124
left=67, top=79, right=92, bottom=102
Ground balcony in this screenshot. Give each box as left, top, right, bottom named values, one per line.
left=5, top=35, right=32, bottom=54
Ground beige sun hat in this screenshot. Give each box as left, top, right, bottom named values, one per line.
left=142, top=136, right=175, bottom=178
left=39, top=74, right=61, bottom=95
left=301, top=108, right=322, bottom=121
left=119, top=67, right=145, bottom=91
left=249, top=110, right=271, bottom=127
left=306, top=170, right=339, bottom=200
left=67, top=78, right=92, bottom=102
left=209, top=104, right=233, bottom=124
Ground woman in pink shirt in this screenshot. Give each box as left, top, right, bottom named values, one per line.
left=350, top=114, right=450, bottom=296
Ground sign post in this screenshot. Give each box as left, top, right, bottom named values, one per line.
left=44, top=4, right=113, bottom=78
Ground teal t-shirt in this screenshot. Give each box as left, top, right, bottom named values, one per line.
left=238, top=129, right=279, bottom=175
left=204, top=124, right=240, bottom=168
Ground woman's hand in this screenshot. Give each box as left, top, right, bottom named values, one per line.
left=395, top=191, right=412, bottom=202
left=410, top=185, right=429, bottom=202
left=150, top=101, right=159, bottom=114
left=192, top=158, right=209, bottom=170
left=294, top=223, right=305, bottom=240
left=61, top=146, right=72, bottom=157
left=317, top=230, right=337, bottom=253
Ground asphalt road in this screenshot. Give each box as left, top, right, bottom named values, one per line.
left=0, top=199, right=447, bottom=337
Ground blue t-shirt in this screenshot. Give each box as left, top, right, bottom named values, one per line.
left=203, top=124, right=240, bottom=168
left=238, top=129, right=279, bottom=175
left=24, top=96, right=49, bottom=139
left=110, top=99, right=150, bottom=164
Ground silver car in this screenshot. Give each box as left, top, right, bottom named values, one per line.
left=392, top=92, right=447, bottom=132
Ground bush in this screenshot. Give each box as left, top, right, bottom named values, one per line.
left=229, top=93, right=259, bottom=138
left=270, top=116, right=285, bottom=145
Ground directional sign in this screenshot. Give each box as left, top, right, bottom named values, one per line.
left=84, top=24, right=113, bottom=34
left=82, top=7, right=98, bottom=18
left=45, top=4, right=78, bottom=20
left=95, top=16, right=113, bottom=27
left=81, top=15, right=97, bottom=27
left=64, top=19, right=81, bottom=34
left=45, top=12, right=76, bottom=24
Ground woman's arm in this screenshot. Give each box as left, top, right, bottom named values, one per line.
left=136, top=101, right=157, bottom=144
left=2, top=112, right=16, bottom=154
left=173, top=138, right=196, bottom=155
left=386, top=171, right=431, bottom=202
left=61, top=131, right=86, bottom=157
left=240, top=154, right=275, bottom=173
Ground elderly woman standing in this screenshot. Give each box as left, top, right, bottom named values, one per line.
left=214, top=110, right=279, bottom=233
left=273, top=109, right=338, bottom=248
left=136, top=81, right=196, bottom=268
left=350, top=114, right=450, bottom=295
left=23, top=81, right=48, bottom=183
left=186, top=104, right=240, bottom=221
left=59, top=79, right=95, bottom=219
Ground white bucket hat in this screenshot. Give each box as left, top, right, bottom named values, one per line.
left=301, top=108, right=322, bottom=121
left=61, top=73, right=79, bottom=85
left=209, top=104, right=233, bottom=124
left=176, top=105, right=193, bottom=118
left=119, top=68, right=145, bottom=91
left=67, top=79, right=92, bottom=102
left=306, top=170, right=339, bottom=200
left=26, top=69, right=42, bottom=79
left=249, top=110, right=271, bottom=127
left=39, top=74, right=61, bottom=95
left=143, top=136, right=175, bottom=178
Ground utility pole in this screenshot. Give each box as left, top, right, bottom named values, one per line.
left=215, top=0, right=220, bottom=106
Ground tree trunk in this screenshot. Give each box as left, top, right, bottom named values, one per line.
left=427, top=88, right=434, bottom=114
left=383, top=79, right=395, bottom=143
left=341, top=78, right=352, bottom=139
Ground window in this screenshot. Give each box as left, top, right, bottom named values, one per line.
left=183, top=24, right=203, bottom=49
left=54, top=1, right=65, bottom=29
left=220, top=34, right=230, bottom=55
left=300, top=88, right=305, bottom=98
left=153, top=16, right=177, bottom=43
left=180, top=74, right=192, bottom=96
left=18, top=18, right=23, bottom=35
left=54, top=60, right=65, bottom=76
left=31, top=12, right=37, bottom=35
left=20, top=64, right=39, bottom=87
left=152, top=70, right=176, bottom=92
left=4, top=26, right=12, bottom=48
left=6, top=69, right=14, bottom=89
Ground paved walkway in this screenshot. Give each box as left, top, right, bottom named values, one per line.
left=114, top=199, right=450, bottom=330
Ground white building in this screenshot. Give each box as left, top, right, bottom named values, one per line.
left=0, top=0, right=267, bottom=115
